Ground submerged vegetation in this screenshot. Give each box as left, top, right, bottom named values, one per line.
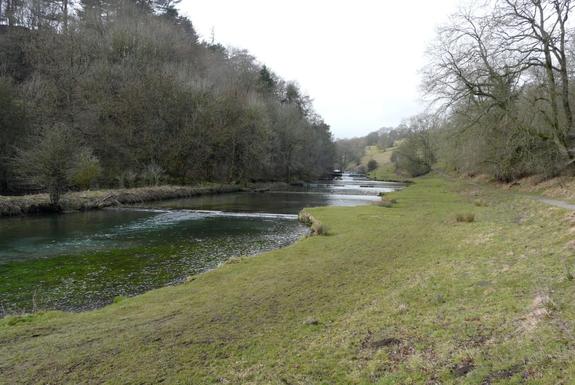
left=0, top=215, right=307, bottom=315
left=0, top=0, right=335, bottom=203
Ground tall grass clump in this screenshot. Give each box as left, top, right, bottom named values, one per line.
left=455, top=213, right=475, bottom=223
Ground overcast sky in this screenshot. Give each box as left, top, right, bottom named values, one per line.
left=178, top=1, right=461, bottom=139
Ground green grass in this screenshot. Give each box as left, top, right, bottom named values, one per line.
left=2, top=175, right=575, bottom=384
left=361, top=145, right=410, bottom=182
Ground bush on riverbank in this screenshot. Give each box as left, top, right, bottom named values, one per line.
left=374, top=196, right=398, bottom=208
left=298, top=210, right=329, bottom=236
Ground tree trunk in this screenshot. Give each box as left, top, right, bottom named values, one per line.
left=556, top=2, right=574, bottom=159
left=62, top=0, right=68, bottom=32
left=49, top=185, right=61, bottom=208
left=6, top=0, right=15, bottom=26
left=559, top=65, right=574, bottom=159
left=540, top=37, right=569, bottom=157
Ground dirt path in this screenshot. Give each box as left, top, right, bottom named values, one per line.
left=534, top=196, right=575, bottom=211
left=433, top=169, right=575, bottom=211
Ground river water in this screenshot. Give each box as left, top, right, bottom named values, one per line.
left=0, top=175, right=402, bottom=315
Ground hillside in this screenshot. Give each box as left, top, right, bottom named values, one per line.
left=360, top=145, right=408, bottom=182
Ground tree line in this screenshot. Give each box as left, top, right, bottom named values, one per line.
left=385, top=0, right=575, bottom=181
left=0, top=0, right=335, bottom=203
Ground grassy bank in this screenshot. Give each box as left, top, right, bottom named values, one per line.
left=2, top=175, right=575, bottom=384
left=501, top=175, right=575, bottom=204
left=0, top=184, right=242, bottom=217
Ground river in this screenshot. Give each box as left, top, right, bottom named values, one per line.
left=0, top=175, right=402, bottom=315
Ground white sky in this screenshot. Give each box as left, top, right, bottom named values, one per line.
left=178, top=1, right=461, bottom=139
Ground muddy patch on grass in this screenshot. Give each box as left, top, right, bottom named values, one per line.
left=481, top=364, right=523, bottom=384
left=358, top=330, right=417, bottom=376
left=369, top=337, right=401, bottom=349
left=360, top=331, right=402, bottom=351
left=452, top=357, right=475, bottom=377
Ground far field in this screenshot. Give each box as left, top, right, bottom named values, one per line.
left=360, top=144, right=415, bottom=182
left=361, top=145, right=398, bottom=181
left=2, top=172, right=575, bottom=384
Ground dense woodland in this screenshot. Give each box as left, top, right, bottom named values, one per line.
left=386, top=0, right=575, bottom=181
left=0, top=0, right=335, bottom=203
left=5, top=0, right=573, bottom=206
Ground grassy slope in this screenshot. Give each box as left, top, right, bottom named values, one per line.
left=2, top=176, right=575, bottom=384
left=503, top=175, right=575, bottom=205
left=361, top=145, right=408, bottom=182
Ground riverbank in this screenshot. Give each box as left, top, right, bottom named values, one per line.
left=0, top=184, right=247, bottom=217
left=2, top=175, right=574, bottom=384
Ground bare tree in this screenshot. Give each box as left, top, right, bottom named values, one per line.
left=425, top=0, right=575, bottom=163
left=14, top=124, right=99, bottom=207
left=423, top=6, right=524, bottom=115
left=391, top=114, right=439, bottom=177
left=497, top=0, right=575, bottom=157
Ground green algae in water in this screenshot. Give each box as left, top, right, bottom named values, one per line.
left=0, top=178, right=400, bottom=315
left=0, top=212, right=307, bottom=314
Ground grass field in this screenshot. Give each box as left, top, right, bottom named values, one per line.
left=1, top=175, right=575, bottom=384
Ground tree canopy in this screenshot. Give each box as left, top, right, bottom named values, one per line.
left=0, top=0, right=335, bottom=197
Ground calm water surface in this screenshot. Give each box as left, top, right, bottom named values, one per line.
left=0, top=175, right=401, bottom=314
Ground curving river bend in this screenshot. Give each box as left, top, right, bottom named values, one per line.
left=0, top=175, right=402, bottom=315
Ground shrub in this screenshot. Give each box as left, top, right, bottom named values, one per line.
left=564, top=264, right=574, bottom=281
left=223, top=256, right=245, bottom=265
left=141, top=162, right=165, bottom=186
left=299, top=210, right=329, bottom=236
left=113, top=295, right=127, bottom=304
left=117, top=170, right=138, bottom=188
left=375, top=196, right=397, bottom=207
left=367, top=159, right=378, bottom=172
left=474, top=199, right=488, bottom=207
left=311, top=221, right=329, bottom=236
left=13, top=124, right=99, bottom=206
left=455, top=213, right=475, bottom=223
left=390, top=115, right=436, bottom=177
left=391, top=147, right=432, bottom=177
left=433, top=293, right=447, bottom=305
left=71, top=149, right=102, bottom=189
